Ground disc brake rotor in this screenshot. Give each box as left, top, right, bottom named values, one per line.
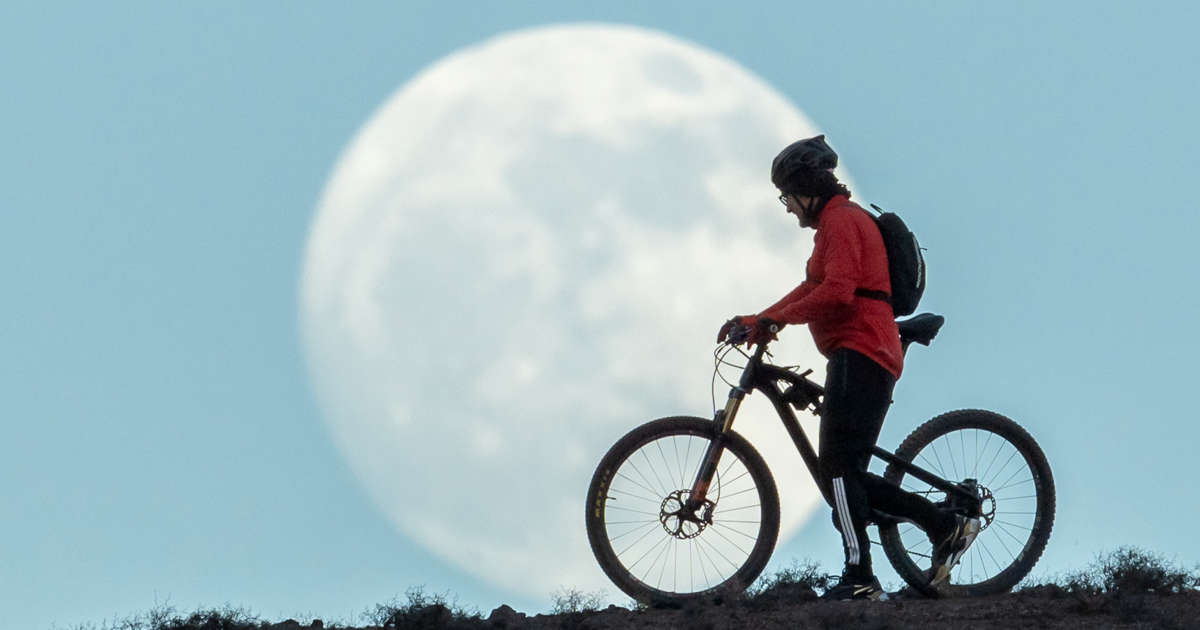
left=977, top=484, right=997, bottom=530
left=659, top=490, right=714, bottom=540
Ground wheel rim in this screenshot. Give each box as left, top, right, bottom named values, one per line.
left=598, top=431, right=767, bottom=597
left=891, top=426, right=1045, bottom=589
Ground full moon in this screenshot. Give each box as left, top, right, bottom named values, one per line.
left=301, top=24, right=853, bottom=597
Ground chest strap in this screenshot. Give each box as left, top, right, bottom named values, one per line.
left=854, top=288, right=891, bottom=304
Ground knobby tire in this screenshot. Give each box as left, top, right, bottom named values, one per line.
left=585, top=416, right=781, bottom=606
left=878, top=409, right=1056, bottom=598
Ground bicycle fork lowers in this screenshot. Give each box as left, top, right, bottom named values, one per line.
left=678, top=343, right=766, bottom=528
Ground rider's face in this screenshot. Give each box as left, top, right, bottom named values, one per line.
left=781, top=193, right=820, bottom=228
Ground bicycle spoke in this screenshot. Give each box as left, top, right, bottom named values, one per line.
left=712, top=522, right=759, bottom=542
left=958, top=430, right=968, bottom=482
left=715, top=502, right=762, bottom=513
left=906, top=548, right=932, bottom=560
left=622, top=525, right=669, bottom=565
left=698, top=539, right=730, bottom=588
left=721, top=468, right=752, bottom=489
left=943, top=435, right=961, bottom=481
left=609, top=520, right=659, bottom=544
left=995, top=519, right=1033, bottom=541
left=979, top=439, right=1008, bottom=484
left=988, top=521, right=1019, bottom=558
left=994, top=459, right=1027, bottom=491
left=672, top=436, right=684, bottom=489
left=653, top=443, right=676, bottom=492
left=994, top=474, right=1033, bottom=494
left=696, top=531, right=742, bottom=571
left=979, top=537, right=1003, bottom=576
left=618, top=465, right=662, bottom=501
left=973, top=429, right=979, bottom=478
left=718, top=485, right=760, bottom=501
left=929, top=438, right=950, bottom=482
left=718, top=457, right=739, bottom=487
left=917, top=452, right=944, bottom=479
left=695, top=537, right=714, bottom=588
left=655, top=536, right=673, bottom=590
left=707, top=522, right=752, bottom=558
left=624, top=460, right=665, bottom=502
left=640, top=449, right=671, bottom=497
left=942, top=436, right=961, bottom=481
left=683, top=437, right=695, bottom=492
left=607, top=486, right=663, bottom=506
left=607, top=521, right=661, bottom=545
left=688, top=539, right=695, bottom=592
left=983, top=449, right=1019, bottom=489
left=605, top=504, right=659, bottom=515
left=642, top=535, right=673, bottom=585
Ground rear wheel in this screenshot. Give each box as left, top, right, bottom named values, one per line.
left=878, top=409, right=1055, bottom=597
left=585, top=416, right=780, bottom=606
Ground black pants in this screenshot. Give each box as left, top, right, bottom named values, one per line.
left=818, top=348, right=948, bottom=578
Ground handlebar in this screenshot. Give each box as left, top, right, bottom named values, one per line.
left=724, top=318, right=781, bottom=347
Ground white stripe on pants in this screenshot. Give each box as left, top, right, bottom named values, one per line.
left=833, top=476, right=859, bottom=565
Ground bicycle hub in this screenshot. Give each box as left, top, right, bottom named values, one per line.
left=659, top=490, right=714, bottom=539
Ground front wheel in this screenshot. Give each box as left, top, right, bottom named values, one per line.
left=878, top=409, right=1056, bottom=597
left=585, top=416, right=780, bottom=606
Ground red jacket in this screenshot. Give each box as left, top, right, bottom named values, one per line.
left=760, top=195, right=904, bottom=378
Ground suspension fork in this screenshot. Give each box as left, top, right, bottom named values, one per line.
left=686, top=387, right=745, bottom=507
left=686, top=342, right=766, bottom=509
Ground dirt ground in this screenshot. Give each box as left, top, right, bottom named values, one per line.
left=256, top=586, right=1200, bottom=630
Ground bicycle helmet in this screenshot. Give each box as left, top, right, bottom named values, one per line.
left=771, top=135, right=838, bottom=190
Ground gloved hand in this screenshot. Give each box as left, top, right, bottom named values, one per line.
left=717, top=315, right=764, bottom=345
left=717, top=316, right=750, bottom=343
left=747, top=317, right=782, bottom=346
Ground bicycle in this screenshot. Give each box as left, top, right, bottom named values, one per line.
left=585, top=313, right=1055, bottom=604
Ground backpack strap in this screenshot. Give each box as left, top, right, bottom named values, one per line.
left=854, top=288, right=891, bottom=304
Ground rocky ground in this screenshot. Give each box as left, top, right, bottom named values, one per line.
left=205, top=586, right=1200, bottom=630
left=75, top=548, right=1200, bottom=630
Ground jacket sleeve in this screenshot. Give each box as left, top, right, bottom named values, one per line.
left=774, top=214, right=862, bottom=325
left=759, top=280, right=816, bottom=320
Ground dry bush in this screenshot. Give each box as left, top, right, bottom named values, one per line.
left=361, top=586, right=481, bottom=629
left=749, top=558, right=834, bottom=596
left=1020, top=546, right=1200, bottom=597
left=549, top=586, right=606, bottom=614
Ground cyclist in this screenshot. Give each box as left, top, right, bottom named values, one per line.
left=719, top=135, right=979, bottom=600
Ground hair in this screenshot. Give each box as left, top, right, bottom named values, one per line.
left=782, top=169, right=851, bottom=204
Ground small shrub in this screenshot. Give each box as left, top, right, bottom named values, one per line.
left=1061, top=567, right=1103, bottom=595
left=362, top=586, right=481, bottom=629
left=158, top=605, right=260, bottom=630
left=1019, top=547, right=1200, bottom=597
left=550, top=587, right=605, bottom=614
left=747, top=558, right=834, bottom=598
left=1096, top=547, right=1199, bottom=594
left=59, top=603, right=262, bottom=630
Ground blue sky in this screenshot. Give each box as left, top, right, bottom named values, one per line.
left=4, top=2, right=1200, bottom=628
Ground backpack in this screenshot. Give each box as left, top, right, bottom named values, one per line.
left=861, top=203, right=926, bottom=316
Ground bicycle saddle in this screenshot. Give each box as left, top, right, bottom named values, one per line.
left=898, top=313, right=945, bottom=347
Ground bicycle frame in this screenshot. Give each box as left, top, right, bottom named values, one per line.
left=686, top=341, right=978, bottom=519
